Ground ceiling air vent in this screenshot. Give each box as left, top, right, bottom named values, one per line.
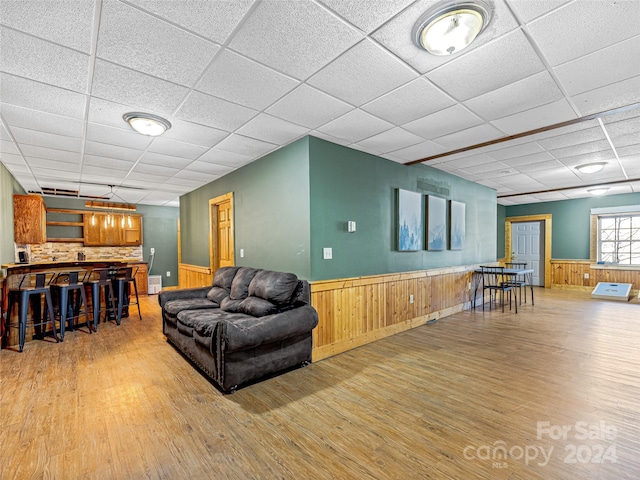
left=31, top=187, right=110, bottom=200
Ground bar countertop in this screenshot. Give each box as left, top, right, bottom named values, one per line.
left=1, top=259, right=146, bottom=270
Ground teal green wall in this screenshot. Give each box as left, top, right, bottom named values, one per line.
left=42, top=197, right=179, bottom=287
left=501, top=192, right=640, bottom=259
left=0, top=162, right=25, bottom=264
left=496, top=204, right=506, bottom=258
left=308, top=137, right=497, bottom=280
left=180, top=137, right=312, bottom=279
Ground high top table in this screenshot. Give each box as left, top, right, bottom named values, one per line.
left=472, top=267, right=535, bottom=309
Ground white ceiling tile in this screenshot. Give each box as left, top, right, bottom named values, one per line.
left=0, top=152, right=24, bottom=165
left=506, top=0, right=571, bottom=23
left=605, top=115, right=640, bottom=139
left=465, top=71, right=564, bottom=121
left=25, top=156, right=79, bottom=172
left=97, top=0, right=219, bottom=86
left=1, top=140, right=20, bottom=155
left=3, top=163, right=31, bottom=175
left=462, top=161, right=510, bottom=175
left=549, top=140, right=613, bottom=160
left=84, top=141, right=143, bottom=162
left=11, top=126, right=83, bottom=152
left=176, top=91, right=257, bottom=131
left=236, top=114, right=310, bottom=145
left=83, top=154, right=135, bottom=171
left=356, top=127, right=424, bottom=154
left=388, top=141, right=446, bottom=162
left=0, top=73, right=86, bottom=119
left=443, top=154, right=500, bottom=169
left=555, top=36, right=640, bottom=97
left=185, top=161, right=234, bottom=176
left=308, top=39, right=417, bottom=106
left=309, top=131, right=351, bottom=147
left=87, top=97, right=139, bottom=130
left=1, top=104, right=83, bottom=138
left=500, top=151, right=555, bottom=166
left=486, top=142, right=544, bottom=161
left=19, top=144, right=82, bottom=163
left=0, top=26, right=89, bottom=93
left=229, top=0, right=362, bottom=80
left=537, top=127, right=605, bottom=151
left=527, top=0, right=640, bottom=66
left=139, top=151, right=193, bottom=169
left=215, top=134, right=277, bottom=158
left=556, top=150, right=617, bottom=169
left=174, top=169, right=217, bottom=183
left=92, top=60, right=189, bottom=115
left=611, top=132, right=640, bottom=150
left=427, top=30, right=546, bottom=101
left=571, top=75, right=640, bottom=117
left=0, top=124, right=11, bottom=141
left=86, top=123, right=153, bottom=150
left=266, top=84, right=353, bottom=129
left=316, top=109, right=393, bottom=143
left=403, top=105, right=483, bottom=139
left=433, top=123, right=504, bottom=149
left=372, top=0, right=520, bottom=74
left=198, top=149, right=253, bottom=168
left=530, top=191, right=571, bottom=202
left=361, top=78, right=455, bottom=125
left=133, top=162, right=180, bottom=177
left=32, top=166, right=80, bottom=180
left=147, top=137, right=208, bottom=160
left=160, top=119, right=229, bottom=148
left=490, top=99, right=577, bottom=134
left=516, top=159, right=565, bottom=173
left=319, top=0, right=415, bottom=33
left=127, top=171, right=173, bottom=184
left=80, top=168, right=129, bottom=183
left=1, top=0, right=95, bottom=51
left=197, top=50, right=298, bottom=110
left=127, top=0, right=254, bottom=44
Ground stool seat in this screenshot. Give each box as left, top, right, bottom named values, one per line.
left=51, top=270, right=90, bottom=338
left=6, top=272, right=59, bottom=352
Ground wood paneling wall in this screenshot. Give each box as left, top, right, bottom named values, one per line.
left=310, top=266, right=474, bottom=362
left=551, top=259, right=640, bottom=291
left=178, top=263, right=212, bottom=288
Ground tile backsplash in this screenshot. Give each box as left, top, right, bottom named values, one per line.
left=16, top=242, right=143, bottom=263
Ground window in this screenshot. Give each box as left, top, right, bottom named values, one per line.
left=598, top=214, right=640, bottom=265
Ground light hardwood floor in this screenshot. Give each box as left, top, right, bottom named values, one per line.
left=1, top=288, right=639, bottom=479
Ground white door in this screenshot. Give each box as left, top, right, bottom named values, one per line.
left=511, top=222, right=544, bottom=286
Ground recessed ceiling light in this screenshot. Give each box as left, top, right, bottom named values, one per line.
left=123, top=112, right=171, bottom=136
left=413, top=1, right=492, bottom=55
left=575, top=162, right=607, bottom=174
left=588, top=187, right=609, bottom=196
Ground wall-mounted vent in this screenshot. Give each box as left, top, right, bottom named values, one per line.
left=30, top=188, right=110, bottom=200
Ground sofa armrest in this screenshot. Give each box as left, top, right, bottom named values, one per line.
left=158, top=287, right=211, bottom=307
left=221, top=305, right=318, bottom=352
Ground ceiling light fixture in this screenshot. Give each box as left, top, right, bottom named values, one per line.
left=575, top=162, right=607, bottom=174
left=413, top=1, right=492, bottom=55
left=588, top=187, right=609, bottom=196
left=123, top=112, right=171, bottom=136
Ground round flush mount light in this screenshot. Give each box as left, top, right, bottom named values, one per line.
left=413, top=1, right=492, bottom=55
left=123, top=112, right=171, bottom=136
left=588, top=187, right=609, bottom=196
left=575, top=162, right=607, bottom=174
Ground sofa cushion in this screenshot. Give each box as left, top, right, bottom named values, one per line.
left=248, top=270, right=299, bottom=305
left=220, top=297, right=243, bottom=313
left=206, top=286, right=228, bottom=304
left=164, top=298, right=218, bottom=317
left=229, top=267, right=261, bottom=300
left=213, top=266, right=240, bottom=289
left=238, top=296, right=277, bottom=317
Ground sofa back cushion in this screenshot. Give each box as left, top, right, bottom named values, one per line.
left=213, top=266, right=240, bottom=289
left=229, top=267, right=261, bottom=300
left=248, top=270, right=299, bottom=305
left=206, top=286, right=228, bottom=304
left=237, top=296, right=277, bottom=317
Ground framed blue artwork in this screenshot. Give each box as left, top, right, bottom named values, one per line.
left=397, top=189, right=424, bottom=251
left=427, top=195, right=446, bottom=251
left=449, top=200, right=465, bottom=250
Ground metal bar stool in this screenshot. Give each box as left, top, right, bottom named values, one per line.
left=50, top=270, right=91, bottom=339
left=83, top=268, right=117, bottom=332
left=6, top=272, right=59, bottom=352
left=112, top=266, right=142, bottom=324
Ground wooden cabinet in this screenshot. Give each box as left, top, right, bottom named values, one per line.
left=14, top=194, right=47, bottom=244
left=83, top=213, right=143, bottom=246
left=131, top=262, right=148, bottom=295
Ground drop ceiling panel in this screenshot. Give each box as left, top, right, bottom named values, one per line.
left=198, top=148, right=253, bottom=168
left=537, top=127, right=606, bottom=151
left=1, top=104, right=84, bottom=138
left=387, top=141, right=445, bottom=162
left=505, top=0, right=571, bottom=23
left=501, top=151, right=556, bottom=167
left=160, top=119, right=229, bottom=148
left=319, top=0, right=415, bottom=33
left=308, top=39, right=417, bottom=106
left=403, top=104, right=483, bottom=140
left=92, top=60, right=190, bottom=115
left=361, top=78, right=455, bottom=125
left=83, top=154, right=136, bottom=171
left=0, top=152, right=24, bottom=165
left=86, top=123, right=152, bottom=150
left=571, top=75, right=640, bottom=116
left=236, top=114, right=310, bottom=145
left=433, top=123, right=504, bottom=149
left=426, top=30, right=545, bottom=101
left=196, top=50, right=298, bottom=111
left=215, top=134, right=277, bottom=158
left=80, top=165, right=130, bottom=180
left=127, top=0, right=255, bottom=44
left=185, top=161, right=234, bottom=176
left=1, top=140, right=20, bottom=156
left=0, top=26, right=89, bottom=93
left=316, top=109, right=393, bottom=143
left=97, top=0, right=219, bottom=86
left=176, top=91, right=257, bottom=131
left=138, top=151, right=193, bottom=169
left=0, top=73, right=87, bottom=119
left=84, top=141, right=143, bottom=162
left=133, top=162, right=180, bottom=177
left=444, top=154, right=501, bottom=169
left=11, top=126, right=83, bottom=152
left=19, top=144, right=82, bottom=163
left=147, top=137, right=208, bottom=160
left=356, top=127, right=424, bottom=154
left=490, top=99, right=577, bottom=135
left=228, top=0, right=362, bottom=80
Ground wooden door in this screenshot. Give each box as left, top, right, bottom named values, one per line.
left=209, top=192, right=234, bottom=272
left=511, top=221, right=544, bottom=286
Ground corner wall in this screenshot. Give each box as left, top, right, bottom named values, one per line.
left=0, top=163, right=25, bottom=265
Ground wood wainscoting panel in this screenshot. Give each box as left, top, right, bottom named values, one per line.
left=311, top=267, right=474, bottom=362
left=178, top=263, right=212, bottom=289
left=551, top=259, right=640, bottom=292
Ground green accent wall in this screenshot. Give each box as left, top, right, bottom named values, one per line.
left=0, top=162, right=25, bottom=264
left=501, top=192, right=640, bottom=259
left=496, top=204, right=506, bottom=258
left=180, top=137, right=312, bottom=279
left=308, top=137, right=497, bottom=280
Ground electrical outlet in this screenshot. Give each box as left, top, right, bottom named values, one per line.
left=323, top=247, right=332, bottom=260
left=409, top=294, right=414, bottom=304
left=166, top=271, right=171, bottom=277
left=240, top=248, right=244, bottom=258
left=150, top=247, right=155, bottom=255
left=584, top=273, right=589, bottom=279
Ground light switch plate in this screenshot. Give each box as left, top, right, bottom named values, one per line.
left=323, top=247, right=332, bottom=260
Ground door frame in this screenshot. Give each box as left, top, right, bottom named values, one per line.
left=505, top=214, right=552, bottom=288
left=209, top=192, right=234, bottom=274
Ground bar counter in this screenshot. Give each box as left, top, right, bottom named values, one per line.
left=1, top=259, right=146, bottom=349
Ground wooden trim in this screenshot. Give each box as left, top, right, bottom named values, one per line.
left=505, top=214, right=552, bottom=288
left=178, top=263, right=211, bottom=274
left=178, top=263, right=212, bottom=289
left=177, top=218, right=182, bottom=264
left=46, top=221, right=83, bottom=227
left=208, top=192, right=234, bottom=273
left=46, top=237, right=85, bottom=243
